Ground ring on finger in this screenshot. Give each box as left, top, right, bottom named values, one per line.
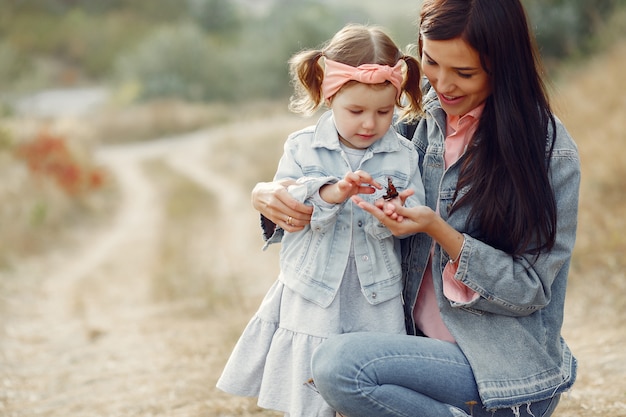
left=287, top=216, right=293, bottom=226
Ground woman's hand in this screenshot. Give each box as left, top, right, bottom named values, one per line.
left=251, top=179, right=313, bottom=232
left=351, top=194, right=437, bottom=236
left=352, top=194, right=465, bottom=259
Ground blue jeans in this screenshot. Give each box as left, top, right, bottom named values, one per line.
left=311, top=333, right=561, bottom=417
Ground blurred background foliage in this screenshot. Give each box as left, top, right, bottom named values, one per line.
left=0, top=0, right=626, bottom=102
left=0, top=0, right=625, bottom=103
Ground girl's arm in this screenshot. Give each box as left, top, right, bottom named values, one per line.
left=320, top=170, right=381, bottom=204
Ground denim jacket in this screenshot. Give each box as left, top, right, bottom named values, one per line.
left=399, top=88, right=579, bottom=410
left=266, top=110, right=425, bottom=308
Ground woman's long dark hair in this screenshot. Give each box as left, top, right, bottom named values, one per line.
left=419, top=0, right=557, bottom=256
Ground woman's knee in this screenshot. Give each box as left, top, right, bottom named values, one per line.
left=312, top=333, right=373, bottom=393
left=312, top=334, right=352, bottom=386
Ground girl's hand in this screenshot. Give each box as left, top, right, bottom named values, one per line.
left=320, top=170, right=382, bottom=204
left=252, top=180, right=313, bottom=232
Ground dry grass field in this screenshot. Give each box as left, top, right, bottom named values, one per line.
left=547, top=38, right=626, bottom=416
left=1, top=36, right=625, bottom=417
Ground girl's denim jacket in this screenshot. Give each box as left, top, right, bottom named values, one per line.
left=265, top=110, right=425, bottom=308
left=399, top=88, right=580, bottom=410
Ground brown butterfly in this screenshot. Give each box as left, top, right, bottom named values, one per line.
left=383, top=177, right=399, bottom=201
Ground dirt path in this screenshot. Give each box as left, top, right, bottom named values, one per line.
left=0, top=112, right=625, bottom=416
left=0, top=116, right=310, bottom=417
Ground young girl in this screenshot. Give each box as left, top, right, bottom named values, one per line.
left=216, top=24, right=424, bottom=417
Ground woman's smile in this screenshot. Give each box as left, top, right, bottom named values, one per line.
left=438, top=93, right=464, bottom=105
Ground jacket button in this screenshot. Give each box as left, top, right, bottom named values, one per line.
left=371, top=292, right=377, bottom=299
left=362, top=255, right=369, bottom=261
left=357, top=220, right=363, bottom=227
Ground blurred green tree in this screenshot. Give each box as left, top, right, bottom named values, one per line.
left=186, top=0, right=242, bottom=35
left=1, top=0, right=625, bottom=100
left=232, top=0, right=354, bottom=100
left=523, top=0, right=622, bottom=58
left=116, top=24, right=215, bottom=101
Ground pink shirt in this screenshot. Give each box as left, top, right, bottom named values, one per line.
left=413, top=104, right=484, bottom=343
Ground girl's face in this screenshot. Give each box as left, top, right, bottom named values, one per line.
left=421, top=36, right=491, bottom=116
left=330, top=82, right=396, bottom=150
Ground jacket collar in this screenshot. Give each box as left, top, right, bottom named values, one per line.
left=423, top=85, right=448, bottom=137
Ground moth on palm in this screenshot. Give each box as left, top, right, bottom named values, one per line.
left=383, top=177, right=399, bottom=201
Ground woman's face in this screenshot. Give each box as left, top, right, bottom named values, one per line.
left=421, top=36, right=491, bottom=116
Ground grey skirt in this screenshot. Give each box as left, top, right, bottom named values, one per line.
left=216, top=256, right=406, bottom=417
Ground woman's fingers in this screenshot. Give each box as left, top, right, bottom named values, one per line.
left=351, top=196, right=386, bottom=221
left=351, top=195, right=426, bottom=236
left=251, top=181, right=312, bottom=230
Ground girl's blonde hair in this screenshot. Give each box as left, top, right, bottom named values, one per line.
left=288, top=24, right=422, bottom=122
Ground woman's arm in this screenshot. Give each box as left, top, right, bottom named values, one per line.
left=353, top=140, right=580, bottom=317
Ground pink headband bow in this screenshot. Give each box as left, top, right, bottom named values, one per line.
left=322, top=58, right=404, bottom=101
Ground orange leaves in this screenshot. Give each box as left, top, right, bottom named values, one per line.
left=15, top=130, right=107, bottom=196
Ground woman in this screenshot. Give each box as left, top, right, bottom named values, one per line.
left=252, top=0, right=580, bottom=415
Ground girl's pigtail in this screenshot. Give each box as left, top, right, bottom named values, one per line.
left=398, top=54, right=423, bottom=122
left=288, top=50, right=325, bottom=115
